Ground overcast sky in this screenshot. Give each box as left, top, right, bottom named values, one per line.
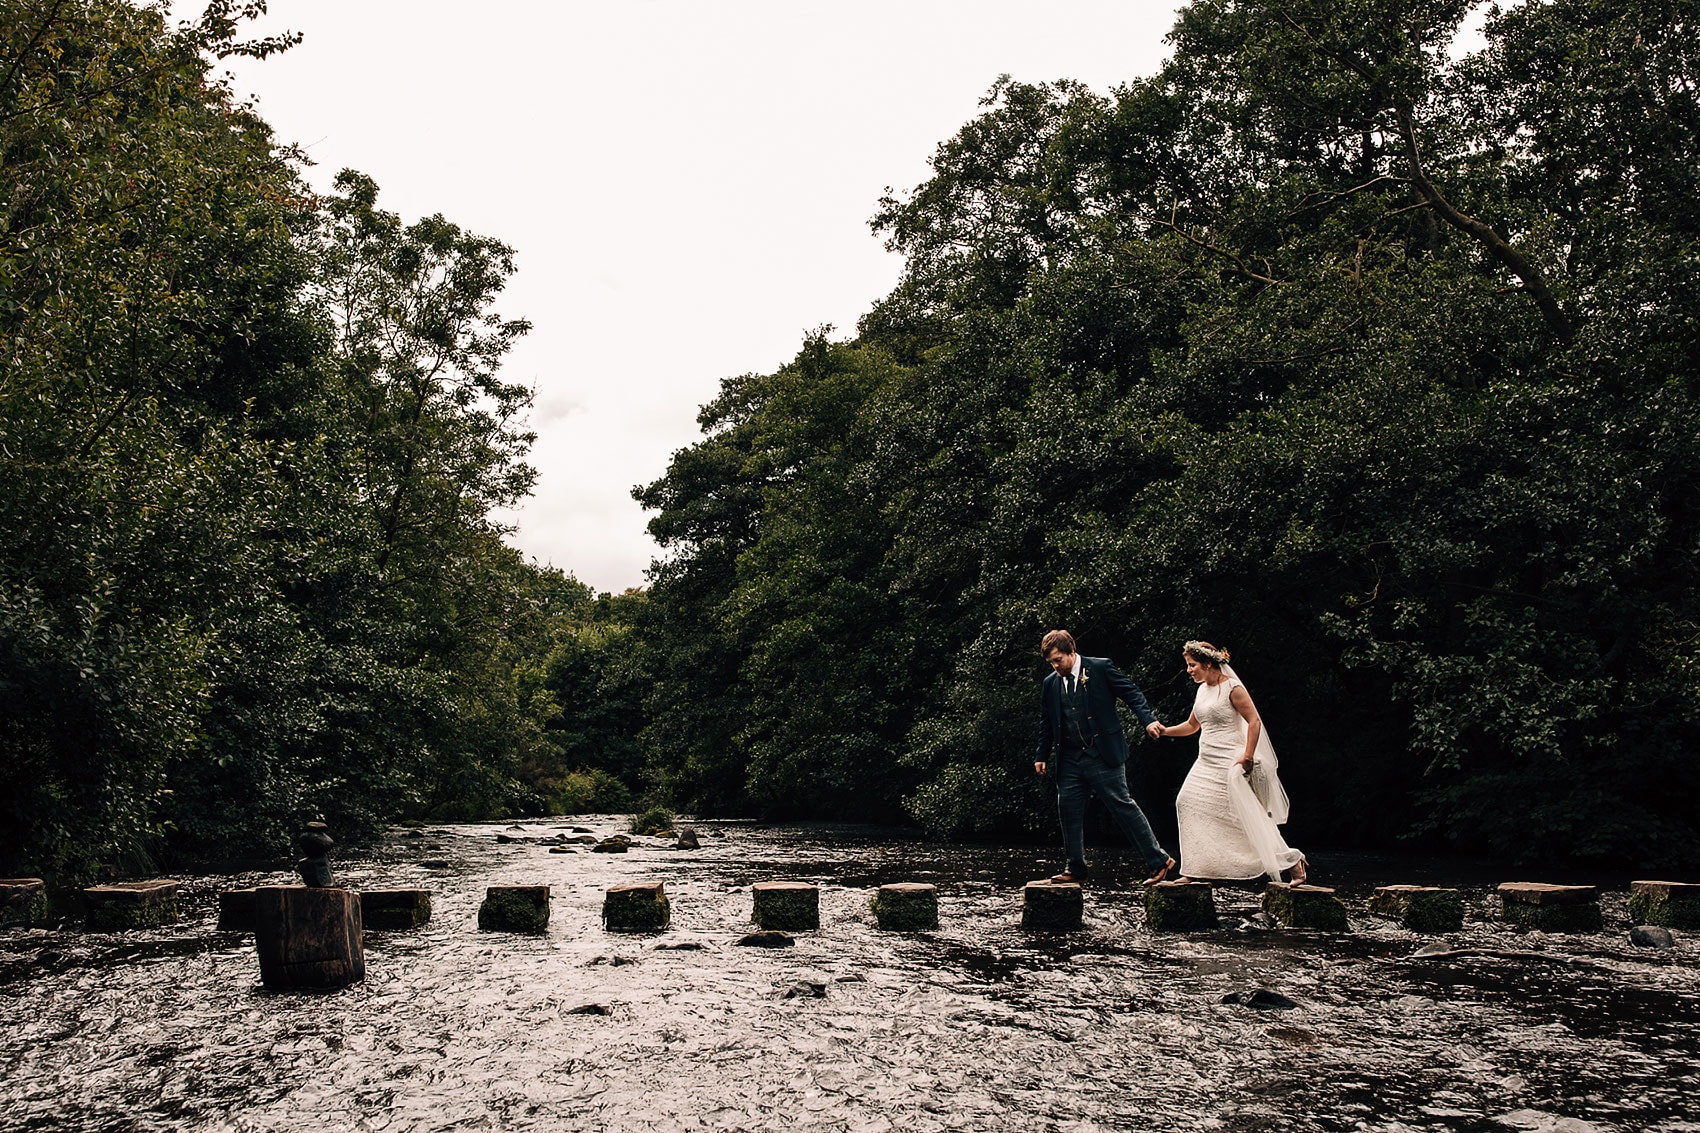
left=207, top=2, right=1187, bottom=592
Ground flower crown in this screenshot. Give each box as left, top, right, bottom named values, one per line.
left=1184, top=640, right=1230, bottom=665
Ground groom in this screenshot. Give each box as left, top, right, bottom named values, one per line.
left=1033, top=629, right=1176, bottom=884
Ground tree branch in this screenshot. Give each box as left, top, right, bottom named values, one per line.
left=1395, top=101, right=1574, bottom=340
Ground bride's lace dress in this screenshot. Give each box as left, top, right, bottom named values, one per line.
left=1175, top=676, right=1304, bottom=881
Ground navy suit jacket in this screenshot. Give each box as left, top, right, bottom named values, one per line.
left=1034, top=656, right=1157, bottom=767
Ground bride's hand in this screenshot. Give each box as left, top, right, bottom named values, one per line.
left=1237, top=757, right=1253, bottom=776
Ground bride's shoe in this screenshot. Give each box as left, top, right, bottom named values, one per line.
left=1143, top=857, right=1178, bottom=886
left=1289, top=857, right=1309, bottom=885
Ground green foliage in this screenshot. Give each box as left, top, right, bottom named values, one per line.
left=636, top=0, right=1700, bottom=868
left=629, top=806, right=673, bottom=836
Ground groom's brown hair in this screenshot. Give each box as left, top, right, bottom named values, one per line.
left=1040, top=629, right=1076, bottom=656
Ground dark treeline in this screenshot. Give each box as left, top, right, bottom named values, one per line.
left=6, top=0, right=1698, bottom=880
left=0, top=1, right=645, bottom=880
left=631, top=0, right=1700, bottom=869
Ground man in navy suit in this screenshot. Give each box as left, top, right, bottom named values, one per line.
left=1034, top=629, right=1177, bottom=884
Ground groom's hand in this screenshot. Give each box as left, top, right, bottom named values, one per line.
left=1034, top=761, right=1047, bottom=776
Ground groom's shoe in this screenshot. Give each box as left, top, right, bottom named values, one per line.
left=1050, top=867, right=1090, bottom=884
left=1142, top=857, right=1178, bottom=886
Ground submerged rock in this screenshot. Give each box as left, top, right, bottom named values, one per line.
left=565, top=1003, right=611, bottom=1015
left=782, top=979, right=827, bottom=999
left=1630, top=925, right=1676, bottom=949
left=736, top=930, right=794, bottom=948
left=1221, top=988, right=1298, bottom=1010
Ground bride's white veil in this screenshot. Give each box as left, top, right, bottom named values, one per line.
left=1220, top=662, right=1290, bottom=824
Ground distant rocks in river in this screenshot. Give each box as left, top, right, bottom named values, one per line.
left=674, top=829, right=701, bottom=851
left=593, top=836, right=631, bottom=854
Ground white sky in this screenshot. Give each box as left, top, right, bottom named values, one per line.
left=206, top=2, right=1187, bottom=592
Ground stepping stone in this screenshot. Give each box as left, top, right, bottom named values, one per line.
left=218, top=887, right=259, bottom=932
left=0, top=879, right=48, bottom=928
left=361, top=889, right=432, bottom=930
left=253, top=885, right=364, bottom=990
left=1022, top=880, right=1083, bottom=931
left=1368, top=885, right=1464, bottom=933
left=479, top=885, right=550, bottom=932
left=1628, top=881, right=1700, bottom=930
left=1498, top=882, right=1602, bottom=932
left=83, top=880, right=179, bottom=931
left=1262, top=882, right=1349, bottom=931
left=871, top=883, right=938, bottom=931
left=603, top=882, right=670, bottom=932
left=1144, top=879, right=1220, bottom=932
left=752, top=881, right=818, bottom=931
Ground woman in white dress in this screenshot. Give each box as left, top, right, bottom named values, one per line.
left=1146, top=641, right=1308, bottom=883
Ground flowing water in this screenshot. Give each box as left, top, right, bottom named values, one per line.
left=2, top=822, right=1696, bottom=1132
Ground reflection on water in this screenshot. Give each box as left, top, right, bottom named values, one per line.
left=2, top=822, right=1696, bottom=1132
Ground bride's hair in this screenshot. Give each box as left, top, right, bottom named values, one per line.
left=1184, top=640, right=1230, bottom=668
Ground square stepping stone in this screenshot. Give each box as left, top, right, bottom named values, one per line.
left=1022, top=880, right=1082, bottom=931
left=752, top=881, right=818, bottom=931
left=603, top=882, right=670, bottom=932
left=1628, top=881, right=1700, bottom=929
left=0, top=879, right=48, bottom=928
left=361, top=889, right=433, bottom=930
left=479, top=885, right=550, bottom=932
left=1263, top=882, right=1349, bottom=931
left=1144, top=879, right=1219, bottom=932
left=871, top=883, right=938, bottom=931
left=218, top=887, right=258, bottom=932
left=1497, top=882, right=1602, bottom=932
left=83, top=880, right=179, bottom=931
left=1368, top=885, right=1464, bottom=933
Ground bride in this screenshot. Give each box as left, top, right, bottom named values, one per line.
left=1146, top=641, right=1308, bottom=884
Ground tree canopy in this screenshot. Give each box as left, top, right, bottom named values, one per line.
left=0, top=0, right=645, bottom=879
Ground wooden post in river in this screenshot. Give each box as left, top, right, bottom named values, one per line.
left=253, top=886, right=365, bottom=989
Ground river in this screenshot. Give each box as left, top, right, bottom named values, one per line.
left=2, top=821, right=1696, bottom=1132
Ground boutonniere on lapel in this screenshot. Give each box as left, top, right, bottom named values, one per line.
left=1079, top=666, right=1089, bottom=691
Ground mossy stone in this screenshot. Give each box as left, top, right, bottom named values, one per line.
left=1498, top=882, right=1601, bottom=932
left=1368, top=885, right=1464, bottom=933
left=1263, top=882, right=1349, bottom=931
left=0, top=879, right=49, bottom=928
left=361, top=889, right=433, bottom=930
left=84, top=881, right=179, bottom=931
left=603, top=882, right=670, bottom=932
left=1022, top=880, right=1083, bottom=931
left=1144, top=880, right=1219, bottom=932
left=479, top=885, right=550, bottom=932
left=752, top=881, right=818, bottom=931
left=1628, top=881, right=1700, bottom=929
left=871, top=883, right=938, bottom=931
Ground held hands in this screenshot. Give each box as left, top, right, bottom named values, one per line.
left=1146, top=721, right=1164, bottom=739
